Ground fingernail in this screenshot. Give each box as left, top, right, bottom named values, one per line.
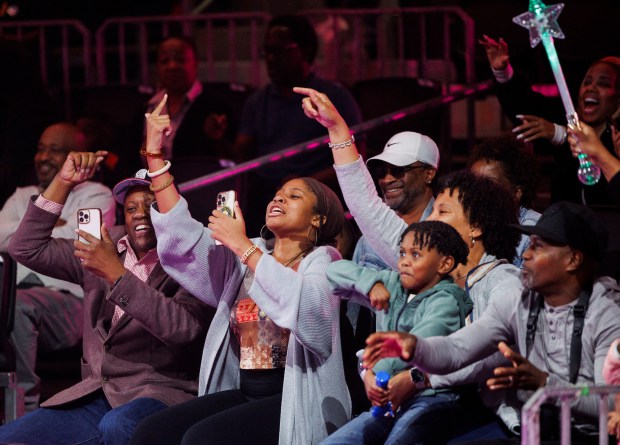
left=512, top=128, right=518, bottom=133
left=516, top=114, right=523, bottom=118
left=516, top=134, right=523, bottom=140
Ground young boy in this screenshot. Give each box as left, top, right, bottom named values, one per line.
left=322, top=220, right=472, bottom=445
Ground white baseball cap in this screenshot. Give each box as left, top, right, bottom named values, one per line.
left=366, top=131, right=440, bottom=169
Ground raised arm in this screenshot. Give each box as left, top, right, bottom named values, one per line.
left=294, top=87, right=406, bottom=269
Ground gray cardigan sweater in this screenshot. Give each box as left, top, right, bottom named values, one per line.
left=150, top=197, right=351, bottom=445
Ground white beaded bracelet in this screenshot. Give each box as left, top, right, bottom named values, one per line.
left=328, top=134, right=355, bottom=150
left=147, top=160, right=171, bottom=178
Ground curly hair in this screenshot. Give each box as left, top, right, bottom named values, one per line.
left=467, top=136, right=539, bottom=208
left=436, top=170, right=520, bottom=262
left=400, top=221, right=469, bottom=272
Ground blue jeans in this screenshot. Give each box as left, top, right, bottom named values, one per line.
left=0, top=393, right=167, bottom=445
left=320, top=391, right=461, bottom=445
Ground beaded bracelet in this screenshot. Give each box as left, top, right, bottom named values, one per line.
left=147, top=160, right=171, bottom=178
left=328, top=134, right=355, bottom=150
left=149, top=175, right=175, bottom=193
left=140, top=147, right=164, bottom=158
left=240, top=244, right=261, bottom=265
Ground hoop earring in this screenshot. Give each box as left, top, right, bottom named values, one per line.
left=307, top=226, right=319, bottom=247
left=260, top=225, right=273, bottom=242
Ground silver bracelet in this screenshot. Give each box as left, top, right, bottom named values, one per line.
left=328, top=134, right=355, bottom=150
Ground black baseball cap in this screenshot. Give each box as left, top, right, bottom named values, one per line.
left=112, top=169, right=151, bottom=205
left=513, top=201, right=608, bottom=261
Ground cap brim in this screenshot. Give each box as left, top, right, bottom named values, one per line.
left=112, top=178, right=151, bottom=204
left=366, top=152, right=416, bottom=167
left=511, top=223, right=567, bottom=246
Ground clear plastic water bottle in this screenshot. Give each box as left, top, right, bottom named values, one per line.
left=370, top=371, right=394, bottom=417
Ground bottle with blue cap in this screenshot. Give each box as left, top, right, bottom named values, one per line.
left=370, top=371, right=394, bottom=417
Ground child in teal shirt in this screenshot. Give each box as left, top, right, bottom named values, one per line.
left=322, top=220, right=472, bottom=445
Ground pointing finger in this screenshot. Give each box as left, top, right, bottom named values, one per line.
left=152, top=93, right=168, bottom=116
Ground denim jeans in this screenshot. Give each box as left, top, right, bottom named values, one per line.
left=320, top=391, right=461, bottom=445
left=0, top=393, right=167, bottom=445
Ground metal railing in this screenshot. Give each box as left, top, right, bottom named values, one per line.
left=522, top=385, right=620, bottom=445
left=94, top=12, right=270, bottom=88
left=177, top=79, right=493, bottom=194
left=300, top=7, right=476, bottom=86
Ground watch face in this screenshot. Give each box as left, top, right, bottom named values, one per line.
left=410, top=368, right=425, bottom=383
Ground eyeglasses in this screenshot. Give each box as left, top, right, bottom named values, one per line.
left=369, top=163, right=428, bottom=179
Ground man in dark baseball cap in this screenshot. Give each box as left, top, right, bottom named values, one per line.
left=363, top=200, right=620, bottom=442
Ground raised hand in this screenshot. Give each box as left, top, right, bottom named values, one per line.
left=369, top=282, right=391, bottom=312
left=58, top=150, right=108, bottom=185
left=567, top=121, right=607, bottom=161
left=513, top=114, right=556, bottom=143
left=74, top=223, right=126, bottom=284
left=487, top=342, right=548, bottom=390
left=145, top=94, right=171, bottom=155
left=479, top=35, right=510, bottom=71
left=293, top=87, right=346, bottom=131
left=363, top=331, right=417, bottom=370
left=208, top=201, right=248, bottom=250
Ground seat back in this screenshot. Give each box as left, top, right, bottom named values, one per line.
left=0, top=252, right=17, bottom=372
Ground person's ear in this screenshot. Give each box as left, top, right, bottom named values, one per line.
left=312, top=214, right=326, bottom=227
left=469, top=225, right=483, bottom=246
left=438, top=255, right=455, bottom=275
left=424, top=168, right=437, bottom=185
left=514, top=186, right=523, bottom=205
left=566, top=249, right=584, bottom=272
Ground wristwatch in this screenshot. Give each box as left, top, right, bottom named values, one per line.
left=409, top=367, right=426, bottom=389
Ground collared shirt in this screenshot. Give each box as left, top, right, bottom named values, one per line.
left=111, top=235, right=159, bottom=323
left=146, top=79, right=203, bottom=160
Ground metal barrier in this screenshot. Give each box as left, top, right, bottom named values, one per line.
left=177, top=79, right=493, bottom=194
left=300, top=7, right=476, bottom=86
left=94, top=12, right=270, bottom=88
left=0, top=9, right=480, bottom=140
left=0, top=19, right=93, bottom=116
left=93, top=8, right=475, bottom=89
left=522, top=385, right=620, bottom=445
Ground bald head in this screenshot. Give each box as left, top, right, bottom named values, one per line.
left=35, top=123, right=86, bottom=188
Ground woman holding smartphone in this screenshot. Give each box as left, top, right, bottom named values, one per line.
left=130, top=95, right=350, bottom=445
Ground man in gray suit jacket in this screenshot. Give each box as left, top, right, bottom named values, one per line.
left=1, top=150, right=213, bottom=445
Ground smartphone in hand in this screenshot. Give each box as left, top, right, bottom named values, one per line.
left=77, top=208, right=102, bottom=243
left=214, top=190, right=236, bottom=246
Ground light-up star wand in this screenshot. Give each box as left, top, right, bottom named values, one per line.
left=513, top=0, right=601, bottom=185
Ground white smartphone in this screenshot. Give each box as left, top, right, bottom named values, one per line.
left=215, top=190, right=236, bottom=245
left=77, top=208, right=102, bottom=243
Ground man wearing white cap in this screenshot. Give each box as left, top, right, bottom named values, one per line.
left=347, top=132, right=439, bottom=333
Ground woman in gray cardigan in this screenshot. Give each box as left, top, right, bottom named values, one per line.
left=129, top=95, right=351, bottom=445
